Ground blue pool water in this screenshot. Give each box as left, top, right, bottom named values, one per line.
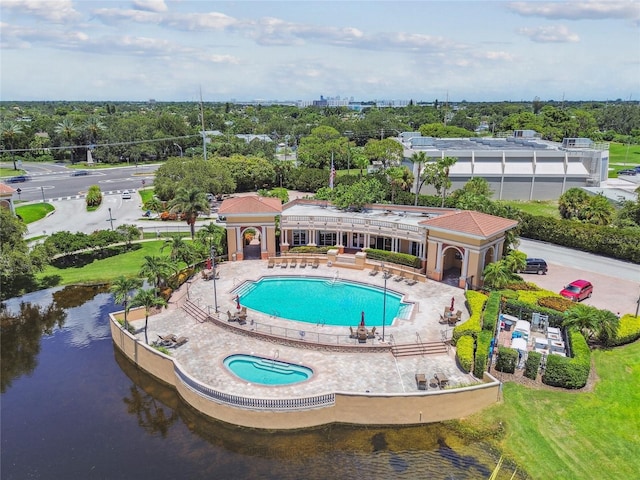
left=234, top=277, right=407, bottom=326
left=224, top=354, right=313, bottom=385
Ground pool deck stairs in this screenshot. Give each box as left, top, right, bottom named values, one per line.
left=391, top=341, right=448, bottom=357
left=182, top=299, right=212, bottom=324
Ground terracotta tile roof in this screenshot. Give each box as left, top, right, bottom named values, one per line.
left=0, top=184, right=16, bottom=195
left=421, top=210, right=518, bottom=238
left=218, top=195, right=282, bottom=215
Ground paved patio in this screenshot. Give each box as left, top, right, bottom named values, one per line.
left=130, top=260, right=477, bottom=399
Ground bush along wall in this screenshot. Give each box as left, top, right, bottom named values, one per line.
left=542, top=329, right=590, bottom=389
left=608, top=313, right=640, bottom=347
left=524, top=351, right=542, bottom=380
left=452, top=290, right=487, bottom=345
left=473, top=330, right=493, bottom=378
left=495, top=346, right=518, bottom=374
left=456, top=335, right=475, bottom=373
left=363, top=248, right=422, bottom=269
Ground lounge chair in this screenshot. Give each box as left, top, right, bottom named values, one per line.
left=171, top=336, right=189, bottom=348
left=415, top=373, right=427, bottom=390
left=280, top=259, right=288, bottom=268
left=299, top=258, right=307, bottom=268
left=226, top=310, right=237, bottom=322
left=267, top=258, right=275, bottom=268
left=311, top=258, right=319, bottom=268
left=367, top=326, right=377, bottom=339
left=157, top=333, right=177, bottom=346
left=394, top=271, right=406, bottom=282
left=405, top=274, right=418, bottom=286
left=369, top=265, right=380, bottom=276
left=383, top=269, right=393, bottom=280
left=290, top=258, right=297, bottom=268
left=349, top=326, right=356, bottom=338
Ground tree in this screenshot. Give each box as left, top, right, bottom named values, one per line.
left=482, top=261, right=512, bottom=289
left=1, top=121, right=24, bottom=170
left=138, top=255, right=176, bottom=294
left=352, top=148, right=370, bottom=178
left=409, top=151, right=429, bottom=206
left=54, top=118, right=78, bottom=163
left=558, top=188, right=590, bottom=220
left=387, top=166, right=413, bottom=204
left=85, top=185, right=102, bottom=207
left=130, top=288, right=167, bottom=344
left=504, top=250, right=527, bottom=273
left=115, top=224, right=141, bottom=247
left=109, top=276, right=142, bottom=330
left=168, top=187, right=209, bottom=239
left=196, top=222, right=226, bottom=257
left=563, top=303, right=601, bottom=342
left=422, top=156, right=457, bottom=207
left=161, top=236, right=196, bottom=265
left=363, top=138, right=403, bottom=169
left=83, top=116, right=106, bottom=145
left=595, top=309, right=620, bottom=346
left=583, top=194, right=614, bottom=226
left=296, top=125, right=348, bottom=169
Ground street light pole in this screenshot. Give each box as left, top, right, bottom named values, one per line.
left=382, top=271, right=387, bottom=342
left=107, top=207, right=114, bottom=231
left=173, top=143, right=183, bottom=157
left=40, top=186, right=46, bottom=203
left=211, top=247, right=219, bottom=313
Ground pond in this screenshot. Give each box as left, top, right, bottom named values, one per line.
left=0, top=285, right=518, bottom=479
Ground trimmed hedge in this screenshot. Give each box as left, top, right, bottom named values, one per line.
left=482, top=291, right=501, bottom=333
left=452, top=290, right=487, bottom=344
left=519, top=213, right=640, bottom=263
left=289, top=246, right=334, bottom=254
left=524, top=351, right=542, bottom=380
left=456, top=335, right=475, bottom=373
left=502, top=298, right=565, bottom=328
left=495, top=346, right=517, bottom=374
left=542, top=329, right=590, bottom=389
left=473, top=330, right=493, bottom=378
left=608, top=313, right=640, bottom=347
left=363, top=248, right=421, bottom=269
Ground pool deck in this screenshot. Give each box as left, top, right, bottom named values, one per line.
left=130, top=260, right=476, bottom=399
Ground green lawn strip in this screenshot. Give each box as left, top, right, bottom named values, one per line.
left=1, top=167, right=25, bottom=177
left=497, top=200, right=560, bottom=218
left=37, top=241, right=171, bottom=285
left=608, top=142, right=640, bottom=176
left=15, top=203, right=55, bottom=223
left=139, top=188, right=154, bottom=204
left=474, top=341, right=640, bottom=479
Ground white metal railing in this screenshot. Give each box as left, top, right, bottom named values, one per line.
left=175, top=365, right=336, bottom=410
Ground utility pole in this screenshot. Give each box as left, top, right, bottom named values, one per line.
left=199, top=87, right=207, bottom=161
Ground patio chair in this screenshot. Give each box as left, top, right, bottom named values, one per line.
left=280, top=259, right=288, bottom=268
left=383, top=269, right=393, bottom=280
left=156, top=333, right=177, bottom=346
left=369, top=265, right=380, bottom=276
left=367, top=326, right=377, bottom=339
left=267, top=258, right=275, bottom=268
left=349, top=326, right=357, bottom=338
left=311, top=258, right=319, bottom=268
left=171, top=336, right=189, bottom=348
left=415, top=373, right=427, bottom=390
left=290, top=258, right=297, bottom=268
left=226, top=310, right=237, bottom=322
left=299, top=258, right=307, bottom=268
left=394, top=271, right=406, bottom=282
left=405, top=274, right=418, bottom=286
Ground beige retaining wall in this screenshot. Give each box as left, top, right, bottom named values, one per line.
left=110, top=315, right=501, bottom=430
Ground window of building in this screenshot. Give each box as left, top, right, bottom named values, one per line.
left=292, top=230, right=307, bottom=246
left=318, top=231, right=336, bottom=246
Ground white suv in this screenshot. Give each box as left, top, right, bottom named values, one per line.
left=121, top=190, right=131, bottom=199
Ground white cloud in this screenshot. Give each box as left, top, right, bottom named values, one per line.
left=132, top=0, right=168, bottom=13
left=508, top=1, right=640, bottom=23
left=518, top=25, right=581, bottom=43
left=1, top=0, right=81, bottom=23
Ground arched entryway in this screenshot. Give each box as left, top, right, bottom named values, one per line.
left=441, top=246, right=463, bottom=287
left=241, top=226, right=263, bottom=260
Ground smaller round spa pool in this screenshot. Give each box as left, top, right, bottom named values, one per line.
left=223, top=354, right=313, bottom=386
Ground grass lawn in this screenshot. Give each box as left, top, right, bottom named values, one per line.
left=0, top=167, right=25, bottom=177
left=139, top=188, right=154, bottom=204
left=38, top=241, right=167, bottom=285
left=15, top=203, right=55, bottom=223
left=465, top=341, right=640, bottom=479
left=608, top=142, right=640, bottom=177
left=497, top=200, right=560, bottom=218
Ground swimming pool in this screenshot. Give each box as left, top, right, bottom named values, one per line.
left=224, top=354, right=313, bottom=385
left=233, top=276, right=409, bottom=326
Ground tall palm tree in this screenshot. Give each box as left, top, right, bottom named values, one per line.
left=504, top=250, right=527, bottom=273
left=109, top=276, right=142, bottom=330
left=1, top=121, right=24, bottom=170
left=352, top=149, right=370, bottom=178
left=583, top=195, right=614, bottom=226
left=54, top=118, right=78, bottom=163
left=83, top=116, right=106, bottom=144
left=139, top=255, right=176, bottom=295
left=409, top=151, right=429, bottom=206
left=168, top=187, right=209, bottom=239
left=387, top=166, right=413, bottom=204
left=161, top=236, right=195, bottom=265
left=130, top=288, right=167, bottom=344
left=196, top=222, right=226, bottom=256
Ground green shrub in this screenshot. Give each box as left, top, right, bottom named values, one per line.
left=456, top=335, right=475, bottom=373
left=482, top=291, right=501, bottom=332
left=524, top=351, right=542, bottom=380
left=609, top=313, right=640, bottom=346
left=363, top=248, right=421, bottom=268
left=503, top=299, right=565, bottom=328
left=452, top=290, right=487, bottom=344
left=86, top=185, right=102, bottom=207
left=495, top=346, right=517, bottom=373
left=288, top=246, right=333, bottom=254
left=473, top=330, right=493, bottom=378
left=542, top=329, right=590, bottom=389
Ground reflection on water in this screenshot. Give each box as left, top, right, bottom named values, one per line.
left=1, top=286, right=522, bottom=479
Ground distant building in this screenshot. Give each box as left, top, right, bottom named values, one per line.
left=399, top=131, right=609, bottom=201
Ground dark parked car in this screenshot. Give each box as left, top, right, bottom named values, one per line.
left=6, top=175, right=28, bottom=183
left=71, top=170, right=89, bottom=176
left=617, top=169, right=637, bottom=176
left=519, top=258, right=548, bottom=275
left=560, top=279, right=593, bottom=302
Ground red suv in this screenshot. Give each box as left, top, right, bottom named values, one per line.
left=560, top=280, right=593, bottom=302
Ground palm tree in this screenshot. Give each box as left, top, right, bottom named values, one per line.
left=1, top=121, right=24, bottom=170
left=352, top=150, right=370, bottom=178
left=54, top=118, right=78, bottom=163
left=558, top=188, right=589, bottom=220
left=196, top=222, right=226, bottom=256
left=161, top=236, right=195, bottom=265
left=583, top=194, right=614, bottom=226
left=168, top=187, right=209, bottom=239
left=387, top=166, right=413, bottom=204
left=83, top=116, right=106, bottom=144
left=595, top=309, right=620, bottom=346
left=130, top=288, right=167, bottom=344
left=409, top=151, right=428, bottom=206
left=482, top=260, right=512, bottom=289
left=504, top=250, right=527, bottom=274
left=139, top=255, right=176, bottom=295
left=563, top=304, right=600, bottom=342
left=109, top=276, right=142, bottom=330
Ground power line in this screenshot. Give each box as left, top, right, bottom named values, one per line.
left=0, top=134, right=200, bottom=154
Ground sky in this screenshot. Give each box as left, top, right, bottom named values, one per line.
left=1, top=0, right=639, bottom=103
